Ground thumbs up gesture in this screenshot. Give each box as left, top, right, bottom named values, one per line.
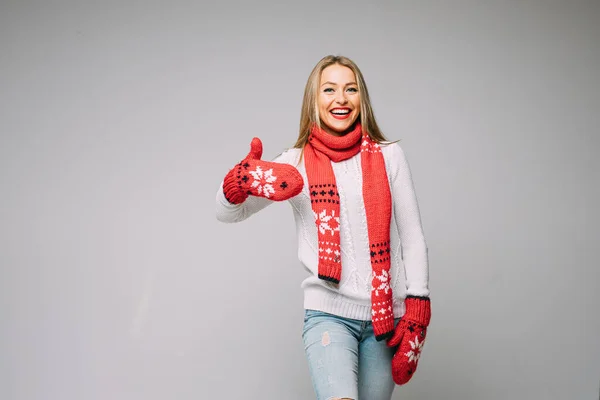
left=222, top=137, right=304, bottom=204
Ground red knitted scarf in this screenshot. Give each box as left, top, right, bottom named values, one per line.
left=304, top=122, right=394, bottom=340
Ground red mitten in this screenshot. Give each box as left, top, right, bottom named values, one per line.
left=223, top=137, right=304, bottom=204
left=387, top=296, right=431, bottom=385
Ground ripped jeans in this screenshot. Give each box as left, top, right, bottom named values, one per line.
left=302, top=309, right=399, bottom=400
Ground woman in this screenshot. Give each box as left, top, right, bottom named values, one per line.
left=216, top=55, right=430, bottom=400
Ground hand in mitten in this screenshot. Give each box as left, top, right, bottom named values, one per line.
left=387, top=296, right=431, bottom=385
left=223, top=137, right=304, bottom=204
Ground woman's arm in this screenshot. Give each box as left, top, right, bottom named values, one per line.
left=215, top=184, right=273, bottom=223
left=389, top=143, right=430, bottom=297
left=215, top=147, right=302, bottom=223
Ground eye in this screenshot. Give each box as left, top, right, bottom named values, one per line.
left=347, top=87, right=358, bottom=93
left=323, top=88, right=334, bottom=93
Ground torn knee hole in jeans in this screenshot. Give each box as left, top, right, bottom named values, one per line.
left=321, top=331, right=331, bottom=346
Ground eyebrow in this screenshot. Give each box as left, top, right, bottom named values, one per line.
left=320, top=81, right=358, bottom=87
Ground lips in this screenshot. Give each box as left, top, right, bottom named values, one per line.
left=330, top=107, right=352, bottom=120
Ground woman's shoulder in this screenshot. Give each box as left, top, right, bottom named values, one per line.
left=271, top=147, right=302, bottom=164
left=379, top=140, right=406, bottom=159
left=379, top=140, right=413, bottom=177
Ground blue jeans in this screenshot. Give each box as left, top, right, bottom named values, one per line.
left=302, top=309, right=398, bottom=400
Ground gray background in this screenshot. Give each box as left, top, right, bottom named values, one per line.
left=1, top=1, right=599, bottom=399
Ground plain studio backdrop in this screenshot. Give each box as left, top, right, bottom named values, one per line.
left=1, top=1, right=599, bottom=399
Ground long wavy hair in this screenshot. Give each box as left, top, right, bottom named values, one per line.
left=293, top=55, right=389, bottom=150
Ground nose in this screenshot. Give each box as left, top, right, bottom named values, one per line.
left=335, top=90, right=348, bottom=105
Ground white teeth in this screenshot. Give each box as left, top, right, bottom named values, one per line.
left=331, top=109, right=350, bottom=115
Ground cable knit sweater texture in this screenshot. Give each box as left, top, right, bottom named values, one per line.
left=215, top=141, right=429, bottom=321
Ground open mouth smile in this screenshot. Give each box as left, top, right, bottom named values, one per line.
left=330, top=108, right=352, bottom=120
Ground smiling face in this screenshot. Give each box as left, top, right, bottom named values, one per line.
left=317, top=64, right=361, bottom=136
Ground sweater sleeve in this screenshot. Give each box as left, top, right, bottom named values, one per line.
left=388, top=143, right=430, bottom=297
left=215, top=148, right=300, bottom=223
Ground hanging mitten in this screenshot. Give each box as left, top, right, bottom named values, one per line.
left=223, top=137, right=304, bottom=204
left=387, top=296, right=431, bottom=385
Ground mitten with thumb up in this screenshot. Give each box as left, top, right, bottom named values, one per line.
left=222, top=137, right=304, bottom=204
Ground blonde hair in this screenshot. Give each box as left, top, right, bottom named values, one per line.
left=293, top=55, right=389, bottom=149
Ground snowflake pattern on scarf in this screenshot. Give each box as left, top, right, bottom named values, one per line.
left=313, top=209, right=340, bottom=236
left=372, top=270, right=391, bottom=297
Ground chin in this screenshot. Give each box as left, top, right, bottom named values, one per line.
left=324, top=119, right=356, bottom=135
left=335, top=122, right=358, bottom=134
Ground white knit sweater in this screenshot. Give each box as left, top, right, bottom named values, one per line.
left=215, top=142, right=429, bottom=321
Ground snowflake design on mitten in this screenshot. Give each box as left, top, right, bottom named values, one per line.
left=249, top=166, right=277, bottom=198
left=405, top=335, right=424, bottom=363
